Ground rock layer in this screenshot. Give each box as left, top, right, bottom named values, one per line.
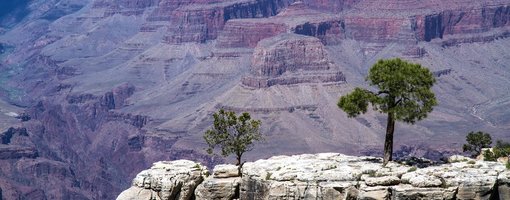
left=118, top=153, right=510, bottom=200
left=242, top=33, right=345, bottom=88
left=117, top=160, right=208, bottom=200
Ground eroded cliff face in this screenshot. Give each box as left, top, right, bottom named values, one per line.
left=2, top=0, right=510, bottom=199
left=117, top=153, right=510, bottom=200
left=242, top=33, right=345, bottom=88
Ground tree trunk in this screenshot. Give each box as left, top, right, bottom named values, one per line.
left=383, top=112, right=395, bottom=166
left=236, top=153, right=242, bottom=177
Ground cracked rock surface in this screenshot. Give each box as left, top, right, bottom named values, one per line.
left=118, top=153, right=509, bottom=200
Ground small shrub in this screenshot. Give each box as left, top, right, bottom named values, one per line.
left=407, top=166, right=417, bottom=172
left=265, top=172, right=272, bottom=180
left=467, top=160, right=476, bottom=164
left=368, top=171, right=377, bottom=177
left=484, top=151, right=497, bottom=161
left=506, top=160, right=510, bottom=170
left=493, top=140, right=510, bottom=158
left=193, top=164, right=201, bottom=169
left=483, top=140, right=510, bottom=161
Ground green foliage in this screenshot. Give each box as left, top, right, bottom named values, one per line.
left=484, top=151, right=497, bottom=161
left=493, top=140, right=510, bottom=158
left=368, top=171, right=377, bottom=177
left=265, top=172, right=272, bottom=180
left=467, top=160, right=476, bottom=164
left=204, top=109, right=263, bottom=166
left=483, top=140, right=510, bottom=161
left=338, top=58, right=437, bottom=165
left=463, top=131, right=492, bottom=157
left=193, top=164, right=201, bottom=169
left=338, top=58, right=437, bottom=123
left=407, top=166, right=417, bottom=172
left=506, top=160, right=510, bottom=170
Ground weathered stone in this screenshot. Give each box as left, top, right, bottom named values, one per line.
left=213, top=164, right=239, bottom=178
left=401, top=172, right=442, bottom=187
left=391, top=185, right=457, bottom=200
left=365, top=176, right=401, bottom=186
left=242, top=33, right=345, bottom=88
left=499, top=171, right=510, bottom=200
left=195, top=177, right=240, bottom=200
left=117, top=160, right=208, bottom=200
left=448, top=155, right=472, bottom=163
left=119, top=154, right=510, bottom=200
left=358, top=185, right=390, bottom=200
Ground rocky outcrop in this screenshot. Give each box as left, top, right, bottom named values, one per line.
left=216, top=20, right=288, bottom=48
left=414, top=5, right=510, bottom=42
left=118, top=153, right=510, bottom=200
left=218, top=1, right=510, bottom=48
left=500, top=171, right=510, bottom=199
left=195, top=164, right=241, bottom=200
left=242, top=33, right=345, bottom=88
left=164, top=0, right=293, bottom=44
left=216, top=2, right=344, bottom=48
left=117, top=160, right=208, bottom=200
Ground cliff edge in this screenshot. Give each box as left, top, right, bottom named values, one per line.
left=117, top=153, right=510, bottom=200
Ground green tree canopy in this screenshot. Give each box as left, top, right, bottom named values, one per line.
left=204, top=109, right=263, bottom=174
left=338, top=58, right=437, bottom=166
left=463, top=131, right=492, bottom=158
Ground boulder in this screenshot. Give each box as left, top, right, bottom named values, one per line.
left=116, top=160, right=208, bottom=200
left=391, top=185, right=457, bottom=200
left=213, top=164, right=239, bottom=178
left=365, top=176, right=401, bottom=186
left=499, top=171, right=510, bottom=200
left=448, top=155, right=472, bottom=163
left=195, top=177, right=240, bottom=200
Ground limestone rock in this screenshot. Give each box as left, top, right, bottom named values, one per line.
left=448, top=155, right=472, bottom=163
left=365, top=176, right=401, bottom=186
left=116, top=160, right=208, bottom=200
left=119, top=153, right=510, bottom=200
left=391, top=185, right=457, bottom=200
left=195, top=177, right=240, bottom=200
left=358, top=185, right=390, bottom=200
left=499, top=171, right=510, bottom=200
left=213, top=164, right=239, bottom=178
left=401, top=172, right=442, bottom=187
left=242, top=33, right=345, bottom=88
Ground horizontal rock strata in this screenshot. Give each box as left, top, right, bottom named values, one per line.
left=242, top=33, right=345, bottom=88
left=117, top=153, right=510, bottom=200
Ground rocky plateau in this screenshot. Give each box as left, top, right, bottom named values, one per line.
left=117, top=153, right=510, bottom=200
left=1, top=0, right=510, bottom=199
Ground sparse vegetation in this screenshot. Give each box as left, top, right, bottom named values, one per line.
left=467, top=160, right=476, bottom=164
left=484, top=140, right=510, bottom=161
left=407, top=166, right=417, bottom=172
left=204, top=109, right=263, bottom=175
left=463, top=131, right=492, bottom=158
left=368, top=171, right=377, bottom=177
left=338, top=58, right=437, bottom=166
left=193, top=163, right=201, bottom=169
left=506, top=160, right=510, bottom=170
left=265, top=172, right=272, bottom=180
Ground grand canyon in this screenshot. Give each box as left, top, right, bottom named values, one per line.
left=1, top=0, right=510, bottom=199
